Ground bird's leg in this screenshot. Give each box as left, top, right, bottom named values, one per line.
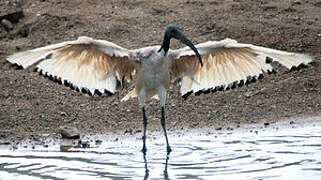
left=139, top=88, right=148, bottom=154
left=142, top=106, right=148, bottom=154
left=158, top=86, right=172, bottom=154
left=161, top=106, right=172, bottom=154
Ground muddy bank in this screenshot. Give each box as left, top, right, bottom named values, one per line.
left=0, top=0, right=320, bottom=143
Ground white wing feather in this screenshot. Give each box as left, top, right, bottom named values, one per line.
left=170, top=38, right=313, bottom=96
left=6, top=36, right=136, bottom=95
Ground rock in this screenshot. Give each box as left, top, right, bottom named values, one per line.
left=226, top=127, right=234, bottom=131
left=215, top=127, right=222, bottom=131
left=124, top=128, right=133, bottom=135
left=79, top=140, right=90, bottom=148
left=59, top=126, right=80, bottom=139
left=1, top=19, right=13, bottom=31
left=292, top=0, right=301, bottom=6
left=60, top=138, right=80, bottom=152
left=0, top=141, right=10, bottom=145
left=60, top=111, right=67, bottom=116
left=95, top=140, right=102, bottom=145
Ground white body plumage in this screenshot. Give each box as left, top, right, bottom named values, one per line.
left=133, top=46, right=170, bottom=107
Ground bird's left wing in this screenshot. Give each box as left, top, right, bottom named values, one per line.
left=6, top=36, right=137, bottom=95
left=169, top=38, right=313, bottom=98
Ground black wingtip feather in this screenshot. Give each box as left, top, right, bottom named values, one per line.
left=217, top=85, right=224, bottom=91
left=251, top=77, right=257, bottom=83
left=94, top=89, right=102, bottom=96
left=182, top=91, right=193, bottom=100
left=36, top=71, right=114, bottom=97
left=230, top=81, right=237, bottom=89
left=105, top=90, right=113, bottom=96
left=290, top=64, right=308, bottom=71
left=10, top=63, right=23, bottom=70
left=202, top=89, right=211, bottom=94
left=238, top=79, right=244, bottom=87
left=195, top=90, right=202, bottom=96
left=265, top=57, right=273, bottom=64
left=81, top=88, right=93, bottom=96
left=45, top=53, right=53, bottom=59
left=268, top=69, right=277, bottom=74
left=48, top=75, right=54, bottom=81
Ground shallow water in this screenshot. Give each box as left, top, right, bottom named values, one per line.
left=1, top=120, right=321, bottom=180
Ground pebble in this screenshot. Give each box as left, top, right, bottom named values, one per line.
left=292, top=0, right=301, bottom=5
left=124, top=129, right=133, bottom=135
left=215, top=127, right=222, bottom=131
left=79, top=140, right=90, bottom=148
left=60, top=111, right=67, bottom=116
left=226, top=127, right=234, bottom=131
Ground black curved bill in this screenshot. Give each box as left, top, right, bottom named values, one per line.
left=175, top=32, right=203, bottom=67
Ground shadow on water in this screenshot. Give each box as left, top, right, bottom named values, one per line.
left=1, top=117, right=321, bottom=179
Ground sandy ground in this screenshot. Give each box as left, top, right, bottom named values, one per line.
left=0, top=0, right=320, bottom=144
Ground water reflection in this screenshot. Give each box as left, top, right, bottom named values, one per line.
left=1, top=121, right=321, bottom=179
left=143, top=153, right=170, bottom=180
left=143, top=154, right=169, bottom=180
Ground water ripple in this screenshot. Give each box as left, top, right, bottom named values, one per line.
left=1, top=123, right=321, bottom=179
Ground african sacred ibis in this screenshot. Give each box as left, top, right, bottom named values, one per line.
left=6, top=24, right=313, bottom=154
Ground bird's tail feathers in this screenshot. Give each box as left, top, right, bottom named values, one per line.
left=121, top=89, right=137, bottom=102
left=121, top=89, right=159, bottom=102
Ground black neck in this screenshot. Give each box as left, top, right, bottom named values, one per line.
left=158, top=34, right=171, bottom=55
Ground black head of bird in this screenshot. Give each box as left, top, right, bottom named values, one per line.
left=159, top=24, right=204, bottom=66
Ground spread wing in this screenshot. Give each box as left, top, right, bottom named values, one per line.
left=6, top=36, right=137, bottom=95
left=169, top=38, right=313, bottom=98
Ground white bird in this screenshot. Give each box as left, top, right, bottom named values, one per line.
left=6, top=24, right=313, bottom=154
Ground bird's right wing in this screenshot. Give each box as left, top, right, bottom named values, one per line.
left=6, top=36, right=137, bottom=95
left=169, top=38, right=313, bottom=98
